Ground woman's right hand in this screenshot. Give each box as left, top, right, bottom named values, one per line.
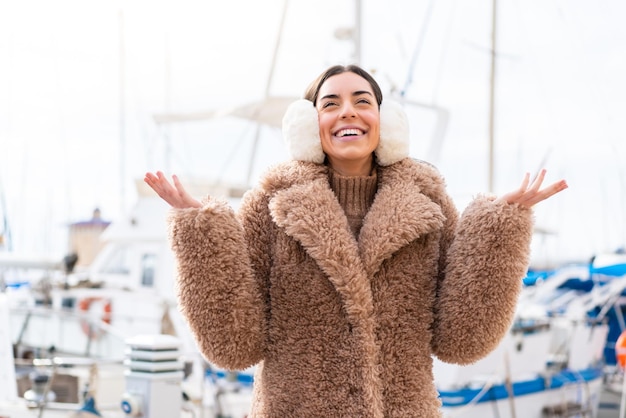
left=144, top=171, right=202, bottom=209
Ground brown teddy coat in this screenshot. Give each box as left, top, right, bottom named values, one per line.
left=167, top=157, right=534, bottom=417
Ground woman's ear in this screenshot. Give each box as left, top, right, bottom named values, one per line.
left=282, top=99, right=325, bottom=163
left=376, top=100, right=410, bottom=166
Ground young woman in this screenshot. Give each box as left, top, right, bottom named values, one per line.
left=145, top=64, right=567, bottom=417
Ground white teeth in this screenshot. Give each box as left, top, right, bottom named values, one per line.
left=336, top=128, right=363, bottom=137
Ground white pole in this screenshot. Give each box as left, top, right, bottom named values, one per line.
left=118, top=9, right=126, bottom=214
left=619, top=369, right=626, bottom=418
left=354, top=0, right=361, bottom=65
left=246, top=0, right=289, bottom=186
left=617, top=333, right=626, bottom=417
left=0, top=294, right=18, bottom=400
left=488, top=0, right=497, bottom=194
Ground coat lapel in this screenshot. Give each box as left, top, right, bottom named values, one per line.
left=359, top=164, right=446, bottom=278
left=268, top=172, right=384, bottom=417
left=269, top=177, right=375, bottom=324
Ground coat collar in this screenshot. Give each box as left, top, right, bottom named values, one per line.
left=267, top=159, right=445, bottom=312
left=358, top=162, right=445, bottom=277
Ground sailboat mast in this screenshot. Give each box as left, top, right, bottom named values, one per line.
left=119, top=10, right=127, bottom=214
left=354, top=0, right=362, bottom=65
left=245, top=0, right=289, bottom=186
left=0, top=176, right=12, bottom=251
left=488, top=0, right=497, bottom=193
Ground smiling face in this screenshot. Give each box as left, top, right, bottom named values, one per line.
left=316, top=72, right=380, bottom=176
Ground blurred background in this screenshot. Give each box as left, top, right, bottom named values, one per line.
left=1, top=0, right=624, bottom=267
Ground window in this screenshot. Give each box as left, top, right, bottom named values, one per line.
left=100, top=247, right=131, bottom=275
left=141, top=253, right=156, bottom=287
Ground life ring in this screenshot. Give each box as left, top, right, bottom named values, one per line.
left=616, top=330, right=626, bottom=368
left=78, top=297, right=112, bottom=339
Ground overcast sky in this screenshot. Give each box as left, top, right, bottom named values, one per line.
left=1, top=0, right=625, bottom=266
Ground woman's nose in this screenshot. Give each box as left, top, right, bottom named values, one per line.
left=339, top=103, right=357, bottom=118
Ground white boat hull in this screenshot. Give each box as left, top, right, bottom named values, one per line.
left=440, top=371, right=603, bottom=418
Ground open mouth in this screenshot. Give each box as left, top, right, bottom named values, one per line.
left=334, top=128, right=365, bottom=138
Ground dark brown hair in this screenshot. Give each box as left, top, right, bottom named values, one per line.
left=303, top=64, right=383, bottom=108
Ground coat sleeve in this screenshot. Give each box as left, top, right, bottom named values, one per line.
left=167, top=192, right=269, bottom=370
left=430, top=194, right=534, bottom=364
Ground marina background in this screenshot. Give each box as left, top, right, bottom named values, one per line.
left=0, top=0, right=625, bottom=266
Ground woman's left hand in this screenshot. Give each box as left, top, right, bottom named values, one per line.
left=495, top=169, right=568, bottom=209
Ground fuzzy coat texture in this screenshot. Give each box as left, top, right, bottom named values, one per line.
left=167, top=158, right=534, bottom=417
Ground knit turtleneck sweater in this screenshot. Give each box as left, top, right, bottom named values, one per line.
left=328, top=166, right=378, bottom=237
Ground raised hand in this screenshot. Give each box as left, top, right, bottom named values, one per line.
left=144, top=171, right=202, bottom=209
left=495, top=169, right=568, bottom=209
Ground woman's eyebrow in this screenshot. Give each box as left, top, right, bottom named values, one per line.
left=319, top=91, right=374, bottom=101
left=319, top=93, right=340, bottom=101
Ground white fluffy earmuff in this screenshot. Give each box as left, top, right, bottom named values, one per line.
left=281, top=99, right=325, bottom=164
left=376, top=100, right=410, bottom=166
left=281, top=99, right=410, bottom=166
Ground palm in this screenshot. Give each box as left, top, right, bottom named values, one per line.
left=496, top=169, right=567, bottom=208
left=144, top=171, right=201, bottom=209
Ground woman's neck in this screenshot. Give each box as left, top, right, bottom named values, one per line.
left=327, top=154, right=374, bottom=177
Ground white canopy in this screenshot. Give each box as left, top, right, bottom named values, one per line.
left=152, top=96, right=299, bottom=129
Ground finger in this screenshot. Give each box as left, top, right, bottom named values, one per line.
left=518, top=172, right=531, bottom=192
left=528, top=169, right=546, bottom=192
left=172, top=174, right=183, bottom=190
left=156, top=171, right=167, bottom=183
left=144, top=172, right=158, bottom=183
left=150, top=172, right=177, bottom=198
left=144, top=172, right=163, bottom=191
left=525, top=180, right=568, bottom=207
left=171, top=175, right=189, bottom=198
left=530, top=168, right=546, bottom=184
left=540, top=180, right=568, bottom=200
